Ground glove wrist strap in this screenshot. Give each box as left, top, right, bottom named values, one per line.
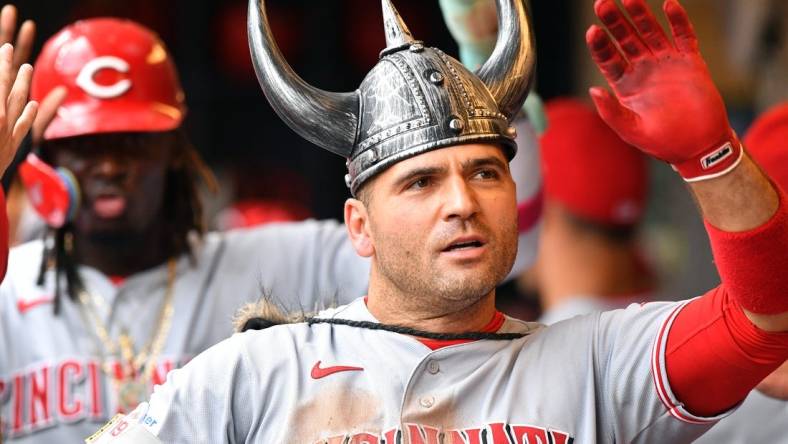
left=673, top=132, right=744, bottom=182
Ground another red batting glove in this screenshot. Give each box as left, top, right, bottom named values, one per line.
left=587, top=0, right=742, bottom=182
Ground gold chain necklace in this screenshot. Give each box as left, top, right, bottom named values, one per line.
left=77, top=258, right=177, bottom=412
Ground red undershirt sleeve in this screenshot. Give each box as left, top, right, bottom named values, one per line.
left=663, top=189, right=788, bottom=418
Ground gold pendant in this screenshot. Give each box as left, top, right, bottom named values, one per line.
left=117, top=379, right=148, bottom=412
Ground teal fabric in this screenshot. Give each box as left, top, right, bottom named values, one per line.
left=438, top=0, right=547, bottom=134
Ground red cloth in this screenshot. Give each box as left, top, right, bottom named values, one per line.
left=517, top=187, right=543, bottom=233
left=665, top=194, right=788, bottom=417
left=416, top=311, right=506, bottom=351
left=0, top=188, right=7, bottom=282
left=666, top=289, right=788, bottom=417
left=540, top=98, right=648, bottom=226
left=744, top=102, right=788, bottom=190
left=216, top=199, right=311, bottom=231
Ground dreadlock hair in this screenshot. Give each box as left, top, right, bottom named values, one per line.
left=35, top=129, right=218, bottom=314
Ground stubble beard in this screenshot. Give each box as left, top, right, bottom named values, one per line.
left=373, top=220, right=518, bottom=317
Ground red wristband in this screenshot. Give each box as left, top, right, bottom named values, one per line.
left=706, top=189, right=788, bottom=314
left=672, top=133, right=744, bottom=182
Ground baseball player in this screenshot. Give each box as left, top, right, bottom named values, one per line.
left=90, top=0, right=788, bottom=442
left=693, top=102, right=788, bottom=443
left=532, top=97, right=653, bottom=325
left=0, top=12, right=544, bottom=444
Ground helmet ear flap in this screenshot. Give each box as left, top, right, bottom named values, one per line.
left=18, top=153, right=80, bottom=228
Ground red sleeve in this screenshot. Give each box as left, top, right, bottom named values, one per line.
left=665, top=289, right=788, bottom=417
left=0, top=187, right=7, bottom=281
left=664, top=190, right=788, bottom=417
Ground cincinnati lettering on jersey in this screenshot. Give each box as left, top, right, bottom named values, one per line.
left=314, top=423, right=574, bottom=444
left=0, top=357, right=187, bottom=439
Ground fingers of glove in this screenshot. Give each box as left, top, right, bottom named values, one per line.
left=594, top=0, right=650, bottom=60
left=587, top=25, right=630, bottom=84
left=664, top=0, right=699, bottom=54
left=623, top=0, right=672, bottom=54
left=0, top=5, right=16, bottom=46
left=589, top=87, right=639, bottom=136
left=7, top=63, right=31, bottom=123
left=12, top=20, right=34, bottom=71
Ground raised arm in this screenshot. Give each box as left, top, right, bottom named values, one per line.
left=588, top=0, right=788, bottom=329
left=0, top=42, right=39, bottom=280
left=587, top=0, right=788, bottom=420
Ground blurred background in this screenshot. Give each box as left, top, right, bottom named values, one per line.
left=8, top=0, right=788, bottom=314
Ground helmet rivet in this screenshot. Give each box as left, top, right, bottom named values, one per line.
left=344, top=174, right=352, bottom=188
left=427, top=71, right=444, bottom=85
left=409, top=42, right=424, bottom=53
left=505, top=126, right=517, bottom=139
left=448, top=118, right=464, bottom=133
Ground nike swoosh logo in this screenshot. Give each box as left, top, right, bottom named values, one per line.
left=17, top=296, right=55, bottom=314
left=310, top=360, right=364, bottom=379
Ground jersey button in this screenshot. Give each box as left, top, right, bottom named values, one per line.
left=426, top=360, right=440, bottom=375
left=419, top=396, right=435, bottom=409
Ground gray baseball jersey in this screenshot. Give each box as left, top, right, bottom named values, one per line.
left=541, top=296, right=788, bottom=444
left=91, top=297, right=734, bottom=443
left=0, top=220, right=368, bottom=443
left=692, top=390, right=788, bottom=443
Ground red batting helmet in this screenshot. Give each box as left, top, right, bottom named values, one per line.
left=540, top=98, right=648, bottom=227
left=744, top=102, right=788, bottom=191
left=31, top=18, right=186, bottom=140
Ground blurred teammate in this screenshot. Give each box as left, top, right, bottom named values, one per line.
left=0, top=16, right=367, bottom=443
left=529, top=98, right=654, bottom=324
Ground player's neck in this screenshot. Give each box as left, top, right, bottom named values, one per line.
left=539, top=229, right=652, bottom=310
left=72, top=223, right=177, bottom=277
left=365, top=267, right=498, bottom=334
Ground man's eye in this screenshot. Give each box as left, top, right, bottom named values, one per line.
left=409, top=177, right=431, bottom=190
left=475, top=169, right=498, bottom=180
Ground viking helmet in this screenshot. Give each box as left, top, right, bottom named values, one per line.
left=248, top=0, right=535, bottom=195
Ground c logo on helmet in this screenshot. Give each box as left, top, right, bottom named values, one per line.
left=75, top=56, right=132, bottom=99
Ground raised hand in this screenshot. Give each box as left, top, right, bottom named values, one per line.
left=0, top=43, right=37, bottom=176
left=0, top=5, right=34, bottom=80
left=587, top=0, right=740, bottom=182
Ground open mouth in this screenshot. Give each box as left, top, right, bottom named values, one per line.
left=442, top=237, right=486, bottom=253
left=92, top=193, right=127, bottom=219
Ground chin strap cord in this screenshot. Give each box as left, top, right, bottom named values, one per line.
left=305, top=317, right=527, bottom=341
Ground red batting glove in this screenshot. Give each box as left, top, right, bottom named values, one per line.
left=587, top=0, right=742, bottom=182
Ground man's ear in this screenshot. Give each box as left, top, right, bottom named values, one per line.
left=344, top=198, right=374, bottom=257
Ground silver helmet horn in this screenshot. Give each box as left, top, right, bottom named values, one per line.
left=248, top=0, right=536, bottom=195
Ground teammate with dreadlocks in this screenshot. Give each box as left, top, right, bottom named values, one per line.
left=0, top=10, right=544, bottom=443
left=0, top=16, right=367, bottom=443
left=35, top=128, right=216, bottom=314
